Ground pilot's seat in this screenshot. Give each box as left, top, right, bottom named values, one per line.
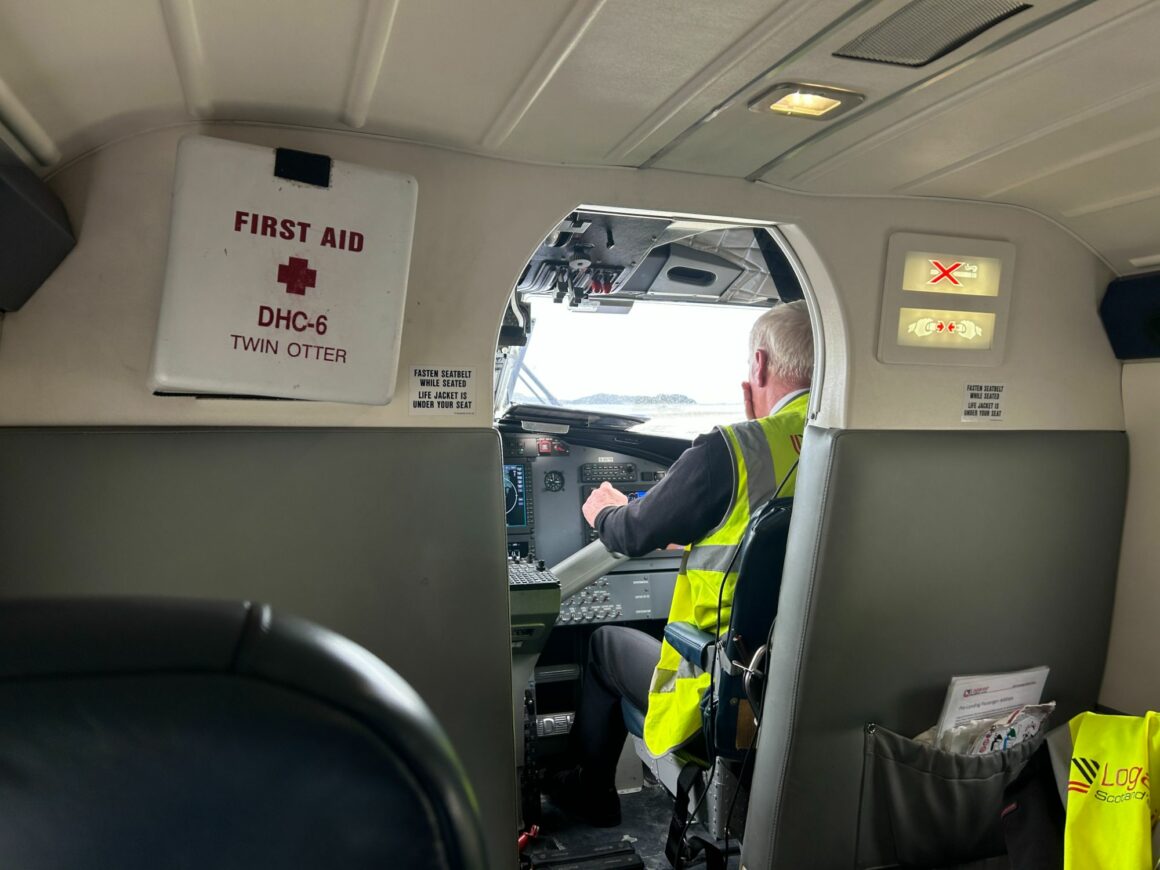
left=621, top=497, right=794, bottom=870
left=0, top=597, right=488, bottom=870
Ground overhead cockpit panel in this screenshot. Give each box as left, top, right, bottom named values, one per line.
left=516, top=210, right=800, bottom=309
left=516, top=210, right=671, bottom=306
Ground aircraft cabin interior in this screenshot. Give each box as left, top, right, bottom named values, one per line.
left=1, top=1, right=1159, bottom=868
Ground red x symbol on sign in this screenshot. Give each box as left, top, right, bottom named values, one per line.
left=928, top=260, right=963, bottom=286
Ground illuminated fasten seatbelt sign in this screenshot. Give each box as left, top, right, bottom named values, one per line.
left=150, top=135, right=417, bottom=404
left=877, top=233, right=1015, bottom=367
left=900, top=309, right=994, bottom=348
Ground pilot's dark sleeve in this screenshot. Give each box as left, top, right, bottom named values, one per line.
left=594, top=430, right=732, bottom=557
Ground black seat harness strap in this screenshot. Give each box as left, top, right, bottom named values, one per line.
left=665, top=763, right=704, bottom=869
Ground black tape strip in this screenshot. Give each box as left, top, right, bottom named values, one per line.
left=274, top=147, right=332, bottom=188
left=754, top=229, right=804, bottom=302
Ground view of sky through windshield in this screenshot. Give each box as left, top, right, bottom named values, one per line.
left=516, top=299, right=765, bottom=438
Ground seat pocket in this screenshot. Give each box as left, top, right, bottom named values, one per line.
left=855, top=722, right=1045, bottom=869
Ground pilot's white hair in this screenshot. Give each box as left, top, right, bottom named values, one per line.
left=749, top=300, right=814, bottom=388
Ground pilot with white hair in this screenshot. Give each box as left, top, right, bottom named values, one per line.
left=549, top=300, right=814, bottom=826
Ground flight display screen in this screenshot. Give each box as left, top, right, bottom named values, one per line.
left=504, top=464, right=529, bottom=528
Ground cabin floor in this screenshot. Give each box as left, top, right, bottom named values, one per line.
left=530, top=781, right=740, bottom=869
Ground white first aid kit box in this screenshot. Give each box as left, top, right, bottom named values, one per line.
left=150, top=135, right=417, bottom=404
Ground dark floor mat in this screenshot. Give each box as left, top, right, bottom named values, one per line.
left=528, top=782, right=739, bottom=870
left=528, top=782, right=669, bottom=868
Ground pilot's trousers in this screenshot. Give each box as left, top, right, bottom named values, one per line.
left=573, top=626, right=661, bottom=791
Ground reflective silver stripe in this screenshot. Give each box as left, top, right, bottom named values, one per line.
left=649, top=658, right=705, bottom=693
left=686, top=542, right=742, bottom=573
left=650, top=668, right=677, bottom=695
left=731, top=420, right=776, bottom=511
left=701, top=425, right=738, bottom=539
left=676, top=658, right=703, bottom=680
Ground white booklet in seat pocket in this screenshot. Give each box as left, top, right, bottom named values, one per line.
left=935, top=665, right=1050, bottom=741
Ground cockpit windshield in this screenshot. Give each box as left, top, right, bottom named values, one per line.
left=512, top=299, right=765, bottom=439
left=495, top=210, right=805, bottom=437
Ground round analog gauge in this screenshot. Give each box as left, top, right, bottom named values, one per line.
left=544, top=471, right=565, bottom=492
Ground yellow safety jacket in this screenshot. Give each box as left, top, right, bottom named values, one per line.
left=642, top=391, right=809, bottom=757
left=1064, top=711, right=1160, bottom=869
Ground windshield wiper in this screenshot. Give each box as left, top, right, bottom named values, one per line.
left=516, top=364, right=561, bottom=407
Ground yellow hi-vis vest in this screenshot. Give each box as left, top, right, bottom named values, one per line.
left=642, top=391, right=809, bottom=757
left=1064, top=711, right=1160, bottom=870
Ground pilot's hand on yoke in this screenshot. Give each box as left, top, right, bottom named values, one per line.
left=582, top=481, right=628, bottom=529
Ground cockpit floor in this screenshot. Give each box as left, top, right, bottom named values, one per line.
left=532, top=781, right=739, bottom=869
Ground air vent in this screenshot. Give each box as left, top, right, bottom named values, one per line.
left=834, top=0, right=1030, bottom=67
left=666, top=266, right=716, bottom=287
left=623, top=245, right=741, bottom=299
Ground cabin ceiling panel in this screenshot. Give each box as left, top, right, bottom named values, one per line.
left=895, top=86, right=1160, bottom=203
left=990, top=133, right=1160, bottom=221
left=752, top=0, right=1116, bottom=189
left=650, top=106, right=817, bottom=179
left=492, top=0, right=789, bottom=163
left=0, top=0, right=186, bottom=160
left=594, top=0, right=927, bottom=169
left=594, top=0, right=826, bottom=167
left=649, top=0, right=953, bottom=176
left=745, top=0, right=1157, bottom=274
left=1067, top=199, right=1160, bottom=274
left=194, top=0, right=364, bottom=123
left=360, top=0, right=576, bottom=146
left=773, top=0, right=1160, bottom=195
left=0, top=0, right=1156, bottom=273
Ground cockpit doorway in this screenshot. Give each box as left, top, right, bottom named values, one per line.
left=497, top=208, right=818, bottom=869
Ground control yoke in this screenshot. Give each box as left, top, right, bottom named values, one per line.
left=550, top=539, right=629, bottom=601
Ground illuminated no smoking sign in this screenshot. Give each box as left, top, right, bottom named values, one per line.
left=150, top=135, right=417, bottom=404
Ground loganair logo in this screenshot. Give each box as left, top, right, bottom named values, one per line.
left=1069, top=757, right=1100, bottom=795
left=1070, top=757, right=1151, bottom=805
left=789, top=434, right=802, bottom=455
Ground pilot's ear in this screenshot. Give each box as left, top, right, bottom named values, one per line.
left=751, top=348, right=770, bottom=388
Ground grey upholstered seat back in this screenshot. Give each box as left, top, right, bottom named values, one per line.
left=742, top=427, right=1128, bottom=869
left=0, top=598, right=488, bottom=870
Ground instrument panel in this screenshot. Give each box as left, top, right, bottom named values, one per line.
left=502, top=433, right=679, bottom=625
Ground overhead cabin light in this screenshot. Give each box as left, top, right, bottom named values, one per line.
left=770, top=92, right=841, bottom=117
left=748, top=83, right=864, bottom=121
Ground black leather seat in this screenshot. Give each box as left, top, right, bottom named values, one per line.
left=0, top=597, right=488, bottom=870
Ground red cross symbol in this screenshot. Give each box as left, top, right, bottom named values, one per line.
left=277, top=256, right=317, bottom=296
left=928, top=260, right=963, bottom=286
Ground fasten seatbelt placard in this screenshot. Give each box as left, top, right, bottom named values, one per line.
left=150, top=135, right=417, bottom=405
